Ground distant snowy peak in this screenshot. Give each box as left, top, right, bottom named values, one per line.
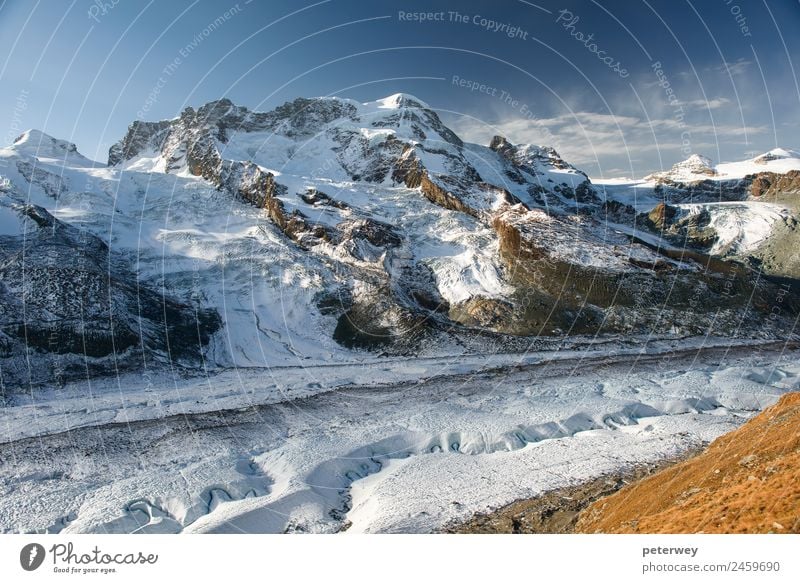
left=754, top=147, right=800, bottom=163
left=365, top=92, right=431, bottom=110
left=645, top=154, right=716, bottom=183
left=6, top=129, right=94, bottom=166
left=644, top=149, right=800, bottom=185
left=716, top=148, right=800, bottom=180
left=12, top=129, right=77, bottom=153
left=678, top=153, right=715, bottom=173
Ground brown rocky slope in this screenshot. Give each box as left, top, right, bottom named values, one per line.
left=577, top=392, right=800, bottom=533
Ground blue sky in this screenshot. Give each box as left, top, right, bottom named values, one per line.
left=1, top=0, right=798, bottom=177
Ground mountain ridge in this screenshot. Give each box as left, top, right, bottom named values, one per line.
left=1, top=94, right=799, bottom=390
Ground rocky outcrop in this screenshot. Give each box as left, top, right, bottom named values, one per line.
left=107, top=120, right=171, bottom=166
left=15, top=161, right=68, bottom=199
left=644, top=201, right=677, bottom=230
left=489, top=136, right=586, bottom=177
left=339, top=218, right=401, bottom=249
left=489, top=135, right=594, bottom=203
left=299, top=188, right=349, bottom=209
left=489, top=204, right=796, bottom=336
left=264, top=197, right=331, bottom=247
left=748, top=169, right=800, bottom=199
left=637, top=202, right=717, bottom=250
left=392, top=151, right=480, bottom=217
left=448, top=296, right=515, bottom=330
left=219, top=160, right=285, bottom=207
left=652, top=178, right=751, bottom=203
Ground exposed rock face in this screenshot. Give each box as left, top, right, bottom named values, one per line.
left=645, top=201, right=678, bottom=230
left=264, top=197, right=331, bottom=248
left=652, top=178, right=751, bottom=203
left=489, top=135, right=586, bottom=177
left=638, top=202, right=717, bottom=250
left=394, top=156, right=482, bottom=217
left=300, top=187, right=349, bottom=209
left=490, top=204, right=794, bottom=336
left=489, top=135, right=594, bottom=203
left=449, top=296, right=515, bottom=330
left=747, top=215, right=800, bottom=280
left=15, top=161, right=68, bottom=199
left=0, top=204, right=220, bottom=388
left=339, top=218, right=401, bottom=249
left=107, top=120, right=172, bottom=166
left=219, top=160, right=285, bottom=207
left=749, top=170, right=800, bottom=199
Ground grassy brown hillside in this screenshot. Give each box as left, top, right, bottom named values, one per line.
left=577, top=392, right=800, bottom=534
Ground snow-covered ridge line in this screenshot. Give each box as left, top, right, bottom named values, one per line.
left=596, top=147, right=800, bottom=186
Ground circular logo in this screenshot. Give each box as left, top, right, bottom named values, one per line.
left=20, top=543, right=46, bottom=571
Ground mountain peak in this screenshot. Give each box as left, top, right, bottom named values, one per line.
left=6, top=129, right=93, bottom=165
left=645, top=153, right=716, bottom=183
left=10, top=129, right=77, bottom=153
left=681, top=153, right=714, bottom=168
left=754, top=147, right=800, bottom=163
left=367, top=93, right=430, bottom=110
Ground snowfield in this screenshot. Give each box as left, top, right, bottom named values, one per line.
left=0, top=342, right=796, bottom=534
left=675, top=201, right=792, bottom=256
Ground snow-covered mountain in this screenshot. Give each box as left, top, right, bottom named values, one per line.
left=643, top=148, right=800, bottom=185
left=1, top=95, right=798, bottom=389
left=598, top=148, right=800, bottom=269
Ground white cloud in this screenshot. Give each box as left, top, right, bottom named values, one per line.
left=680, top=97, right=732, bottom=110
left=713, top=59, right=752, bottom=77
left=444, top=108, right=769, bottom=178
